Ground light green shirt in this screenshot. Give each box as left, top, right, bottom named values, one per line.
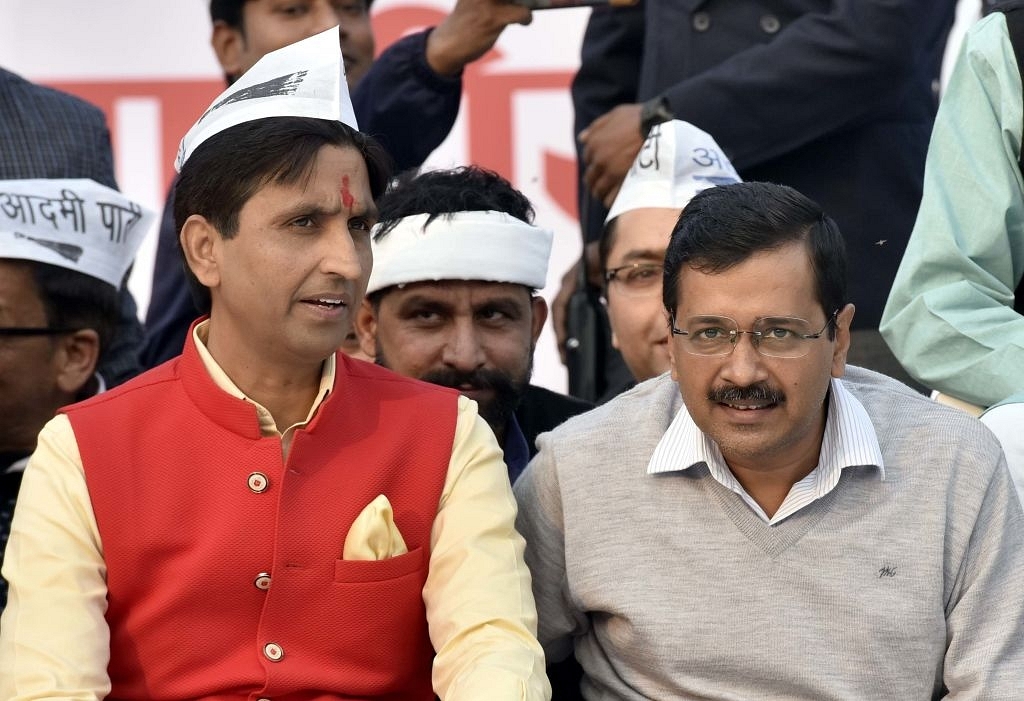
left=881, top=12, right=1024, bottom=407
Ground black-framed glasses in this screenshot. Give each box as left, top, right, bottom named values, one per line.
left=603, top=262, right=662, bottom=297
left=669, top=311, right=837, bottom=358
left=0, top=326, right=77, bottom=337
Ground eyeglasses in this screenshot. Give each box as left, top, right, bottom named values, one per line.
left=0, top=326, right=77, bottom=337
left=603, top=262, right=662, bottom=297
left=669, top=312, right=837, bottom=358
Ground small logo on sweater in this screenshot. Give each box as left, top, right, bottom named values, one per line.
left=878, top=564, right=897, bottom=578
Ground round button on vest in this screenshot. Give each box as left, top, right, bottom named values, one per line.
left=247, top=472, right=269, bottom=493
left=692, top=11, right=711, bottom=32
left=254, top=572, right=272, bottom=590
left=760, top=14, right=781, bottom=34
left=263, top=642, right=284, bottom=661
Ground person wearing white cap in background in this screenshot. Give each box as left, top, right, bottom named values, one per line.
left=0, top=31, right=549, bottom=701
left=0, top=178, right=154, bottom=614
left=598, top=119, right=739, bottom=400
left=355, top=166, right=593, bottom=485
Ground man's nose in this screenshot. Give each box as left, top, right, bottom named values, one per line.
left=320, top=224, right=364, bottom=280
left=442, top=320, right=486, bottom=371
left=719, top=332, right=767, bottom=387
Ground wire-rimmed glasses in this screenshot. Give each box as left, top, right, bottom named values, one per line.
left=603, top=262, right=662, bottom=297
left=669, top=311, right=837, bottom=358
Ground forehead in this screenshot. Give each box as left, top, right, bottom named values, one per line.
left=0, top=260, right=45, bottom=320
left=608, top=207, right=679, bottom=262
left=255, top=144, right=371, bottom=200
left=674, top=241, right=822, bottom=321
left=380, top=279, right=532, bottom=309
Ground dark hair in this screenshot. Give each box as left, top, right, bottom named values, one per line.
left=374, top=165, right=534, bottom=237
left=210, top=0, right=374, bottom=29
left=662, top=181, right=847, bottom=339
left=174, top=116, right=392, bottom=313
left=29, top=262, right=119, bottom=361
left=598, top=218, right=619, bottom=286
left=209, top=0, right=245, bottom=27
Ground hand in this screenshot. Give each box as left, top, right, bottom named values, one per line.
left=552, top=260, right=580, bottom=365
left=580, top=103, right=644, bottom=208
left=426, top=0, right=532, bottom=77
left=551, top=243, right=603, bottom=365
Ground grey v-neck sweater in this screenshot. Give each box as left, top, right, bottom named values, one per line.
left=515, top=366, right=1024, bottom=700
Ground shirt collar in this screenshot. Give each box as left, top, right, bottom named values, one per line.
left=192, top=320, right=335, bottom=438
left=648, top=376, right=884, bottom=481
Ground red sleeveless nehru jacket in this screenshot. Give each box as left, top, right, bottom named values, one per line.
left=64, top=336, right=458, bottom=700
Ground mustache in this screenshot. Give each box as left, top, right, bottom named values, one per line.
left=708, top=383, right=785, bottom=404
left=419, top=367, right=519, bottom=395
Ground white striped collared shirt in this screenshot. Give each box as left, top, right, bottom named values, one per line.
left=647, top=377, right=885, bottom=525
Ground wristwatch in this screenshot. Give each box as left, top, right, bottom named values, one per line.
left=639, top=95, right=675, bottom=137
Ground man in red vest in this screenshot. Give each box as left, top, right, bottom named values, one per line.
left=0, top=30, right=549, bottom=701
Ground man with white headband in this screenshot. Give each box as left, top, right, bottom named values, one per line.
left=0, top=179, right=153, bottom=613
left=600, top=119, right=739, bottom=398
left=355, top=166, right=593, bottom=484
left=0, top=31, right=548, bottom=701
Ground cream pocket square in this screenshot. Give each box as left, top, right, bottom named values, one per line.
left=343, top=494, right=409, bottom=561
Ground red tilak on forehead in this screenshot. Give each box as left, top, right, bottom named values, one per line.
left=340, top=175, right=355, bottom=210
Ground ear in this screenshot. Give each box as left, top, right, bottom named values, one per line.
left=830, top=303, right=856, bottom=378
left=210, top=20, right=246, bottom=80
left=529, top=296, right=548, bottom=345
left=355, top=298, right=379, bottom=359
left=180, top=214, right=222, bottom=291
left=667, top=325, right=679, bottom=382
left=53, top=329, right=101, bottom=396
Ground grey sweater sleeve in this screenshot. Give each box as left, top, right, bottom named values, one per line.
left=515, top=442, right=583, bottom=665
left=941, top=446, right=1024, bottom=698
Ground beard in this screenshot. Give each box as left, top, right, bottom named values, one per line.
left=376, top=347, right=532, bottom=435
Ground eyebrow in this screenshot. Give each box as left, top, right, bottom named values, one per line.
left=612, top=248, right=665, bottom=265
left=394, top=290, right=528, bottom=315
left=276, top=200, right=378, bottom=223
left=395, top=294, right=453, bottom=313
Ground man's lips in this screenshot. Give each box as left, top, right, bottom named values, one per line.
left=458, top=384, right=493, bottom=396
left=299, top=294, right=348, bottom=311
left=719, top=400, right=776, bottom=411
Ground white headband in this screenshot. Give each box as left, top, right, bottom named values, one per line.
left=176, top=25, right=357, bottom=171
left=606, top=119, right=741, bottom=223
left=0, top=179, right=154, bottom=288
left=366, top=210, right=554, bottom=295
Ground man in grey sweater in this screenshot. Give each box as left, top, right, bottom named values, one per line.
left=514, top=181, right=1024, bottom=699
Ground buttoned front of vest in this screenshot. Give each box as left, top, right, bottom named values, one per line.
left=66, top=333, right=458, bottom=700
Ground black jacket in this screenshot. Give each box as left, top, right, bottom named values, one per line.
left=516, top=384, right=595, bottom=459
left=574, top=0, right=959, bottom=329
